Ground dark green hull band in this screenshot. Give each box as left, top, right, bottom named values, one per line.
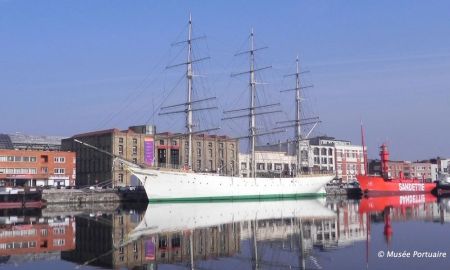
left=148, top=192, right=325, bottom=204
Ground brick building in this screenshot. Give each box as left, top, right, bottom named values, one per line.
left=368, top=159, right=437, bottom=181
left=61, top=125, right=155, bottom=187
left=154, top=132, right=239, bottom=175
left=0, top=149, right=76, bottom=187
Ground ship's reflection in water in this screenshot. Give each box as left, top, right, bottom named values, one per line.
left=0, top=196, right=449, bottom=269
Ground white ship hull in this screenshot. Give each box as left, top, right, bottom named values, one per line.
left=129, top=167, right=333, bottom=201
left=129, top=198, right=336, bottom=239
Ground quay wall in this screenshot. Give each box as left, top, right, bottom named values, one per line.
left=42, top=189, right=121, bottom=204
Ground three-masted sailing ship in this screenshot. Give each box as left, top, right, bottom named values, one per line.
left=125, top=16, right=333, bottom=201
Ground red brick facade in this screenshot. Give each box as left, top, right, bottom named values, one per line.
left=0, top=149, right=76, bottom=187
left=0, top=217, right=75, bottom=256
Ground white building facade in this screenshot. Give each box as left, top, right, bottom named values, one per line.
left=239, top=136, right=365, bottom=182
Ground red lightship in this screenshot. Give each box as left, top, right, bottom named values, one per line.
left=357, top=144, right=436, bottom=195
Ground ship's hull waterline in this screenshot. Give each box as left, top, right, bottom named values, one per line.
left=129, top=167, right=334, bottom=201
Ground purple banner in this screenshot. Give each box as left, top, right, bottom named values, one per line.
left=145, top=238, right=155, bottom=260
left=144, top=138, right=154, bottom=166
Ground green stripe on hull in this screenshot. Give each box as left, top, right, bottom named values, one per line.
left=148, top=192, right=324, bottom=203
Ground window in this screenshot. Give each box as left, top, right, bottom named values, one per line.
left=196, top=160, right=201, bottom=171
left=314, top=157, right=320, bottom=164
left=54, top=157, right=65, bottom=163
left=54, top=168, right=65, bottom=174
left=329, top=158, right=333, bottom=164
left=197, top=148, right=201, bottom=157
left=41, top=167, right=48, bottom=173
left=132, top=146, right=137, bottom=155
left=267, top=163, right=272, bottom=171
left=321, top=148, right=327, bottom=155
left=208, top=149, right=212, bottom=157
left=314, top=148, right=319, bottom=155
left=197, top=142, right=201, bottom=147
left=209, top=160, right=213, bottom=170
left=208, top=142, right=213, bottom=148
left=159, top=139, right=165, bottom=145
left=241, top=162, right=247, bottom=169
left=0, top=156, right=6, bottom=162
left=219, top=149, right=224, bottom=158
left=133, top=242, right=138, bottom=253
left=14, top=156, right=22, bottom=162
left=118, top=145, right=123, bottom=155
left=230, top=144, right=234, bottom=149
left=23, top=156, right=29, bottom=162
left=53, top=227, right=65, bottom=234
left=30, top=157, right=36, bottom=162
left=133, top=158, right=137, bottom=164
left=231, top=150, right=235, bottom=159
left=257, top=163, right=265, bottom=170
left=119, top=137, right=124, bottom=143
left=53, top=239, right=65, bottom=246
left=328, top=149, right=333, bottom=155
left=118, top=173, right=124, bottom=183
left=133, top=138, right=137, bottom=144
left=171, top=140, right=177, bottom=146
left=219, top=142, right=224, bottom=148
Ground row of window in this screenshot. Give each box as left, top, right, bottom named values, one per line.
left=242, top=162, right=287, bottom=171
left=160, top=140, right=234, bottom=150
left=0, top=156, right=37, bottom=162
left=0, top=229, right=36, bottom=238
left=118, top=137, right=138, bottom=144
left=0, top=241, right=37, bottom=250
left=193, top=159, right=234, bottom=171
left=118, top=145, right=138, bottom=156
left=195, top=148, right=234, bottom=158
left=0, top=156, right=68, bottom=163
left=0, top=168, right=71, bottom=175
left=313, top=148, right=333, bottom=156
left=0, top=168, right=37, bottom=174
left=314, top=157, right=334, bottom=165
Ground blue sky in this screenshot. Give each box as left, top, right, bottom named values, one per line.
left=1, top=0, right=449, bottom=160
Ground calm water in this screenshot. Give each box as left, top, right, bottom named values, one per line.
left=0, top=195, right=449, bottom=270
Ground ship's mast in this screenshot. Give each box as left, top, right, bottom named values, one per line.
left=294, top=57, right=302, bottom=175
left=249, top=29, right=257, bottom=178
left=278, top=57, right=320, bottom=176
left=224, top=30, right=282, bottom=178
left=160, top=15, right=219, bottom=171
left=187, top=14, right=194, bottom=170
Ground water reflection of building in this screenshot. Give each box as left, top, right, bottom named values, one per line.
left=0, top=216, right=75, bottom=257
left=62, top=210, right=240, bottom=269
left=148, top=223, right=240, bottom=264
left=240, top=217, right=340, bottom=251
left=329, top=200, right=367, bottom=247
